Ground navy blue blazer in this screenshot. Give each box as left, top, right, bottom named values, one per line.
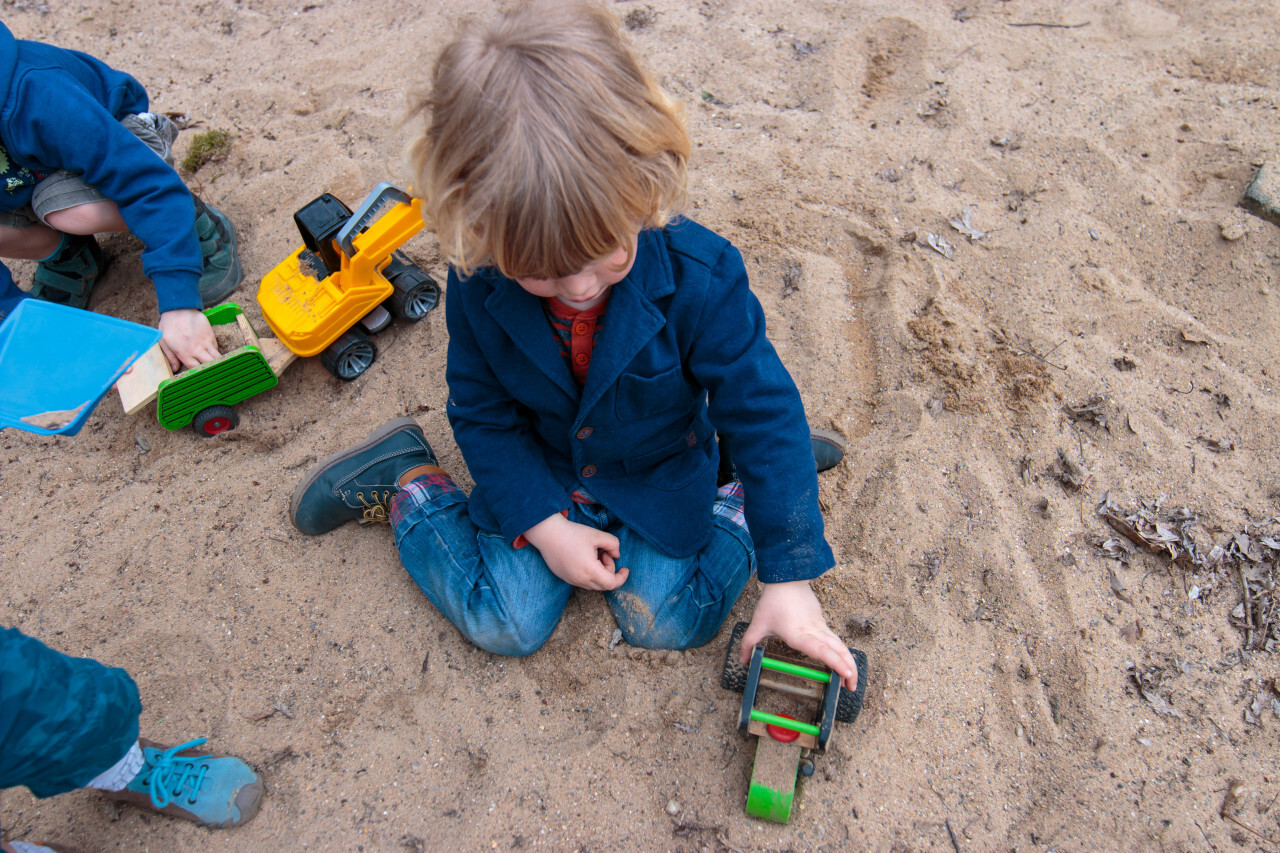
left=444, top=218, right=834, bottom=584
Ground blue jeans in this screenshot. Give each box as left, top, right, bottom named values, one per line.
left=390, top=478, right=755, bottom=657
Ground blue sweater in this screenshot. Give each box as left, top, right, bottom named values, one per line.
left=0, top=23, right=202, bottom=315
left=445, top=219, right=835, bottom=584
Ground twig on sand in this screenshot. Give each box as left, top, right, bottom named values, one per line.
left=1010, top=338, right=1067, bottom=371
left=946, top=819, right=963, bottom=853
left=1224, top=813, right=1277, bottom=847
left=1008, top=21, right=1090, bottom=29
left=1240, top=563, right=1255, bottom=649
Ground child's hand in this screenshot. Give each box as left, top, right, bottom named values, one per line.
left=158, top=308, right=220, bottom=371
left=522, top=513, right=629, bottom=591
left=740, top=580, right=859, bottom=691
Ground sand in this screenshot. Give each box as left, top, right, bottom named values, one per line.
left=3, top=0, right=1280, bottom=850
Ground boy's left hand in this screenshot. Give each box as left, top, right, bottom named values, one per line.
left=158, top=308, right=220, bottom=370
left=740, top=580, right=859, bottom=691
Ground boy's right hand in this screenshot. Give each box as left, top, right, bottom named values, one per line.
left=158, top=308, right=220, bottom=371
left=523, top=513, right=629, bottom=591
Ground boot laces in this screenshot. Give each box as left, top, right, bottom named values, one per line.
left=357, top=490, right=392, bottom=524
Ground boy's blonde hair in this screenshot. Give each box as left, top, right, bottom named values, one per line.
left=408, top=0, right=689, bottom=280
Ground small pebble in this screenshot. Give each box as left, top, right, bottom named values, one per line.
left=135, top=435, right=151, bottom=453
left=665, top=799, right=681, bottom=816
left=1220, top=220, right=1246, bottom=241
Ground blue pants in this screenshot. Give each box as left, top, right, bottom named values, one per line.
left=0, top=267, right=28, bottom=320
left=0, top=627, right=140, bottom=799
left=390, top=478, right=755, bottom=657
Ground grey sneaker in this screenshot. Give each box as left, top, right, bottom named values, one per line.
left=290, top=417, right=438, bottom=535
left=121, top=112, right=180, bottom=165
left=192, top=197, right=243, bottom=307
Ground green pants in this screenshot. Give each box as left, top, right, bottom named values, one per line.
left=0, top=626, right=140, bottom=799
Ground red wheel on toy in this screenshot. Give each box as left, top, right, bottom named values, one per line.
left=766, top=714, right=801, bottom=743
left=192, top=405, right=239, bottom=437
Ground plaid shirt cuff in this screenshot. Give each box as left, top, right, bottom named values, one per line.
left=712, top=480, right=747, bottom=532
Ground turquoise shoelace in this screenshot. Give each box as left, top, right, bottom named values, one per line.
left=146, top=738, right=211, bottom=809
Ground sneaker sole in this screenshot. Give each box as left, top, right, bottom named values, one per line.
left=288, top=416, right=423, bottom=531
left=811, top=427, right=847, bottom=473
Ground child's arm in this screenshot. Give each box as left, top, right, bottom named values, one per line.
left=739, top=581, right=859, bottom=690
left=521, top=513, right=629, bottom=591
left=8, top=71, right=206, bottom=323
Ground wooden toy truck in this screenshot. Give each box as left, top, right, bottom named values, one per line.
left=720, top=621, right=868, bottom=823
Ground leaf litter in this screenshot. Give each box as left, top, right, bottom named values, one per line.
left=1063, top=393, right=1111, bottom=430
left=1128, top=662, right=1184, bottom=718
left=1095, top=494, right=1280, bottom=652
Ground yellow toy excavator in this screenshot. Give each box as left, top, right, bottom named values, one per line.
left=257, top=181, right=439, bottom=380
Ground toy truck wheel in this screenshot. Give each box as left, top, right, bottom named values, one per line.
left=834, top=648, right=869, bottom=724
left=385, top=254, right=440, bottom=321
left=192, top=405, right=239, bottom=437
left=720, top=620, right=751, bottom=692
left=321, top=330, right=377, bottom=381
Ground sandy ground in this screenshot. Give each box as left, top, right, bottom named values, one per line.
left=3, top=0, right=1280, bottom=850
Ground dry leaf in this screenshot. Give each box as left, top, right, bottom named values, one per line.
left=1063, top=394, right=1110, bottom=429
left=948, top=205, right=986, bottom=240
left=1179, top=329, right=1210, bottom=346
left=1057, top=449, right=1088, bottom=490
left=925, top=232, right=955, bottom=259
left=1221, top=779, right=1245, bottom=817
left=1120, top=620, right=1143, bottom=643
left=1131, top=669, right=1183, bottom=718
left=1197, top=435, right=1235, bottom=453
left=1109, top=568, right=1132, bottom=603
left=1099, top=537, right=1134, bottom=565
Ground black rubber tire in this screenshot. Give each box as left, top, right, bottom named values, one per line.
left=720, top=620, right=750, bottom=692
left=192, top=405, right=239, bottom=437
left=320, top=329, right=377, bottom=381
left=835, top=648, right=868, bottom=724
left=385, top=253, right=440, bottom=321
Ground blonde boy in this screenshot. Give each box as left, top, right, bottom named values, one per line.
left=291, top=1, right=858, bottom=687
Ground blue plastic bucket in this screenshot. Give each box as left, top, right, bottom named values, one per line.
left=0, top=299, right=162, bottom=436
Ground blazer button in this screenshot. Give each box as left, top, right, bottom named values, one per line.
left=581, top=464, right=597, bottom=478
left=576, top=427, right=593, bottom=439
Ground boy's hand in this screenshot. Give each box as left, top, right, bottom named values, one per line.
left=158, top=308, right=220, bottom=371
left=740, top=580, right=859, bottom=691
left=523, top=512, right=629, bottom=591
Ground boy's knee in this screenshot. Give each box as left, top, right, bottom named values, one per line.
left=612, top=597, right=709, bottom=651
left=458, top=606, right=563, bottom=658
left=469, top=626, right=553, bottom=658
left=43, top=201, right=125, bottom=236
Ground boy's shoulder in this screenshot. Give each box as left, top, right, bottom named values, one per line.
left=659, top=217, right=735, bottom=270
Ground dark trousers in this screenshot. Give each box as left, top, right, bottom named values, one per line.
left=0, top=627, right=139, bottom=800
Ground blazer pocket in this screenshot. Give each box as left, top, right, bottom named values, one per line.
left=614, top=366, right=691, bottom=422
left=622, top=423, right=713, bottom=491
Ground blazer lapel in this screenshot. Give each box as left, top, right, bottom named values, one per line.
left=579, top=229, right=675, bottom=417
left=484, top=280, right=580, bottom=402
